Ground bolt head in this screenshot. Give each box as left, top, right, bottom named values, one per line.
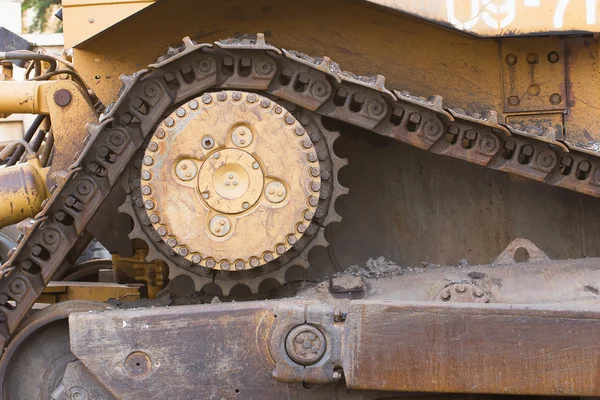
left=285, top=324, right=326, bottom=366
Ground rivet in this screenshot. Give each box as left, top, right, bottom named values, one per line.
left=252, top=162, right=260, bottom=169
left=176, top=108, right=186, bottom=117
left=260, top=98, right=271, bottom=108
left=287, top=235, right=297, bottom=245
left=304, top=210, right=315, bottom=220
left=141, top=170, right=151, bottom=180
left=179, top=247, right=189, bottom=256
left=505, top=53, right=518, bottom=66
left=247, top=93, right=257, bottom=103
left=242, top=202, right=250, bottom=209
left=206, top=259, right=216, bottom=268
left=148, top=141, right=158, bottom=152
left=202, top=192, right=210, bottom=199
left=285, top=115, right=295, bottom=125
left=157, top=226, right=167, bottom=236
left=192, top=254, right=202, bottom=264
left=165, top=117, right=175, bottom=127
left=232, top=92, right=242, bottom=101
left=311, top=182, right=321, bottom=192
left=150, top=214, right=160, bottom=224
left=508, top=96, right=520, bottom=107
left=308, top=153, right=317, bottom=162
left=202, top=94, right=212, bottom=104
left=141, top=186, right=152, bottom=195
left=53, top=88, right=72, bottom=106
left=189, top=100, right=199, bottom=110
left=235, top=261, right=245, bottom=270
left=310, top=167, right=320, bottom=177
left=550, top=93, right=562, bottom=105
left=264, top=253, right=274, bottom=262
left=155, top=129, right=165, bottom=139
left=526, top=52, right=539, bottom=64
left=167, top=237, right=177, bottom=247
left=295, top=127, right=305, bottom=136
left=302, top=139, right=312, bottom=149
left=144, top=200, right=155, bottom=210
left=217, top=92, right=227, bottom=101
left=275, top=106, right=283, bottom=114
left=367, top=99, right=385, bottom=117
left=143, top=156, right=154, bottom=166
left=308, top=196, right=318, bottom=206
left=221, top=261, right=230, bottom=271
left=297, top=224, right=307, bottom=233
left=276, top=245, right=286, bottom=255
left=548, top=51, right=560, bottom=63
left=249, top=257, right=260, bottom=267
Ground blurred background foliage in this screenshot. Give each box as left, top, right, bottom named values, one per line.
left=22, top=0, right=62, bottom=33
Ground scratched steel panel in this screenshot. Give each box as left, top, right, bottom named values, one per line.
left=343, top=300, right=600, bottom=395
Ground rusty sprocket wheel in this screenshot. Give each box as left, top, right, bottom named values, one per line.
left=118, top=94, right=347, bottom=296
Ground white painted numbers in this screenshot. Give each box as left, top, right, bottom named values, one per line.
left=446, top=0, right=598, bottom=30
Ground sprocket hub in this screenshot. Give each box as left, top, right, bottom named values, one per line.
left=140, top=91, right=321, bottom=270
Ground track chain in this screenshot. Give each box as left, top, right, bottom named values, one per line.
left=1, top=33, right=600, bottom=352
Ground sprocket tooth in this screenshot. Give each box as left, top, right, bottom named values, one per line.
left=145, top=247, right=163, bottom=263
left=333, top=157, right=349, bottom=170
left=322, top=210, right=343, bottom=226
left=309, top=228, right=329, bottom=249
left=167, top=264, right=214, bottom=294
left=117, top=198, right=134, bottom=215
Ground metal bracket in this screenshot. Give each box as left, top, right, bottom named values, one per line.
left=270, top=303, right=342, bottom=384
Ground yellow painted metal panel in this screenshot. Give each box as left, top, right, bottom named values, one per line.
left=62, top=0, right=154, bottom=48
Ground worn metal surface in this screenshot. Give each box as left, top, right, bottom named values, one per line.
left=69, top=297, right=600, bottom=397
left=298, top=250, right=600, bottom=306
left=44, top=80, right=99, bottom=187
left=0, top=301, right=112, bottom=400
left=69, top=0, right=600, bottom=152
left=0, top=159, right=48, bottom=228
left=142, top=91, right=321, bottom=270
left=63, top=0, right=600, bottom=48
left=501, top=36, right=566, bottom=113
left=342, top=301, right=600, bottom=395
left=69, top=302, right=295, bottom=399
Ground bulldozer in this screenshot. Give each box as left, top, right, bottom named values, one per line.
left=2, top=0, right=600, bottom=398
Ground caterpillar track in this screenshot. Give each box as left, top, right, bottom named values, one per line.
left=2, top=31, right=600, bottom=353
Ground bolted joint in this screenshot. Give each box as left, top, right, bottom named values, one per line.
left=270, top=303, right=342, bottom=384
left=53, top=89, right=72, bottom=107
left=285, top=324, right=326, bottom=366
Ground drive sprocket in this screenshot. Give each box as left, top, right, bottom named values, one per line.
left=118, top=92, right=347, bottom=296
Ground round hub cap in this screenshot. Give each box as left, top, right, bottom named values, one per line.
left=140, top=91, right=321, bottom=270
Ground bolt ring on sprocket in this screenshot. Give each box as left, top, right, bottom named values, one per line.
left=120, top=92, right=346, bottom=295
left=140, top=91, right=320, bottom=271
